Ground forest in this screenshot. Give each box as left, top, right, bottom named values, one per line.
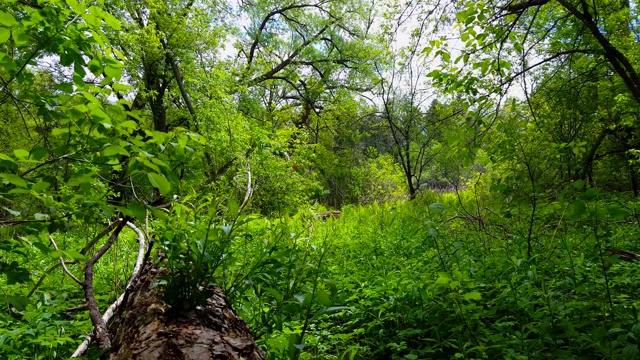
left=1, top=0, right=640, bottom=358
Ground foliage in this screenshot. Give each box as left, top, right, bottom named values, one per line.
left=2, top=0, right=640, bottom=358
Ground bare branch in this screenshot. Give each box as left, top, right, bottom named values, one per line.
left=49, top=236, right=83, bottom=285
left=82, top=219, right=128, bottom=349
left=239, top=164, right=254, bottom=212
left=248, top=24, right=331, bottom=85
left=246, top=3, right=326, bottom=69
left=72, top=221, right=147, bottom=358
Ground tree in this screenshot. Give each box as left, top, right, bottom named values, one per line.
left=371, top=2, right=459, bottom=198
left=0, top=0, right=263, bottom=356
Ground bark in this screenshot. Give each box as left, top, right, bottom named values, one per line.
left=581, top=127, right=608, bottom=185
left=106, top=262, right=265, bottom=360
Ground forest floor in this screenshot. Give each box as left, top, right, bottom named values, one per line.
left=2, top=191, right=640, bottom=359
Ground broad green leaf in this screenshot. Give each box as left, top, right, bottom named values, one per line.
left=463, top=291, right=482, bottom=301
left=55, top=83, right=74, bottom=94
left=127, top=202, right=147, bottom=222
left=11, top=28, right=29, bottom=46
left=88, top=58, right=102, bottom=76
left=5, top=295, right=29, bottom=310
left=34, top=213, right=49, bottom=220
left=607, top=206, right=629, bottom=220
left=622, top=345, right=639, bottom=360
left=429, top=203, right=445, bottom=212
left=264, top=287, right=283, bottom=302
left=51, top=127, right=70, bottom=136
left=103, top=144, right=129, bottom=157
left=13, top=149, right=29, bottom=159
left=31, top=181, right=50, bottom=192
left=5, top=267, right=30, bottom=285
left=63, top=250, right=86, bottom=261
left=73, top=73, right=85, bottom=88
left=1, top=206, right=20, bottom=216
left=101, top=12, right=121, bottom=30
left=66, top=0, right=85, bottom=13
left=112, top=83, right=132, bottom=92
left=119, top=120, right=138, bottom=129
left=569, top=201, right=587, bottom=220
left=315, top=288, right=332, bottom=306
left=148, top=172, right=171, bottom=196
left=0, top=173, right=27, bottom=188
left=30, top=147, right=48, bottom=160
left=0, top=27, right=10, bottom=43
left=82, top=13, right=100, bottom=27
left=0, top=11, right=18, bottom=28
left=104, top=65, right=122, bottom=80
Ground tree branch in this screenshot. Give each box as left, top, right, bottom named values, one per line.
left=82, top=219, right=128, bottom=349
left=72, top=222, right=147, bottom=357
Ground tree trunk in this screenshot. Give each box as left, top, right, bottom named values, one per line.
left=106, top=263, right=265, bottom=360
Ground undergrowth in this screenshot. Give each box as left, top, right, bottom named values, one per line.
left=2, top=189, right=640, bottom=359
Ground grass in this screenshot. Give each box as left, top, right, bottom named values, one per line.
left=2, top=189, right=640, bottom=359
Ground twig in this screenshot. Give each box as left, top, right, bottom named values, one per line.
left=27, top=223, right=118, bottom=297
left=49, top=236, right=83, bottom=285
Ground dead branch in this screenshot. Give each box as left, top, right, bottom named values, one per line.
left=48, top=235, right=83, bottom=285
left=239, top=163, right=253, bottom=212
left=82, top=219, right=128, bottom=349
left=72, top=221, right=147, bottom=357
left=27, top=222, right=120, bottom=298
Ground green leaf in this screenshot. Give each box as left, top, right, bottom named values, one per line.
left=51, top=128, right=70, bottom=136
left=5, top=295, right=29, bottom=311
left=73, top=73, right=85, bottom=88
left=127, top=202, right=147, bottom=222
left=66, top=0, right=85, bottom=13
left=63, top=250, right=86, bottom=261
left=429, top=203, right=445, bottom=212
left=315, top=288, right=332, bottom=306
left=463, top=291, right=482, bottom=301
left=294, top=294, right=306, bottom=304
left=11, top=28, right=29, bottom=46
left=569, top=200, right=587, bottom=220
left=31, top=180, right=50, bottom=192
left=112, top=83, right=132, bottom=92
left=0, top=173, right=27, bottom=188
left=119, top=120, right=138, bottom=129
left=607, top=206, right=629, bottom=220
left=103, top=144, right=129, bottom=157
left=0, top=11, right=18, bottom=28
left=0, top=27, right=10, bottom=43
left=101, top=12, right=121, bottom=30
left=30, top=147, right=48, bottom=160
left=148, top=172, right=171, bottom=196
left=104, top=65, right=122, bottom=80
left=87, top=58, right=102, bottom=77
left=82, top=13, right=100, bottom=27
left=264, top=287, right=283, bottom=302
left=55, top=82, right=74, bottom=94
left=1, top=206, right=20, bottom=216
left=13, top=149, right=29, bottom=159
left=622, top=344, right=639, bottom=360
left=5, top=267, right=30, bottom=285
left=34, top=213, right=49, bottom=220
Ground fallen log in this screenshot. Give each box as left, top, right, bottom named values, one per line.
left=105, top=262, right=265, bottom=360
left=605, top=247, right=640, bottom=262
